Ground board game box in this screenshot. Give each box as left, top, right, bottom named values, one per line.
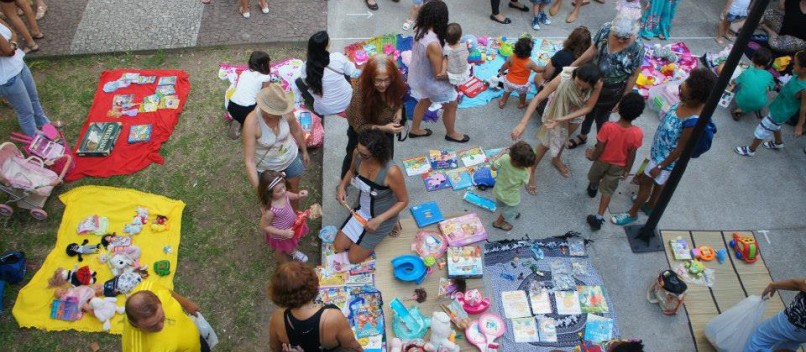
left=76, top=122, right=123, bottom=157
left=446, top=244, right=483, bottom=279
left=439, top=213, right=488, bottom=247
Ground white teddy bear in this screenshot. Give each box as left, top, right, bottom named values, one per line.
left=425, top=311, right=460, bottom=352
left=90, top=297, right=125, bottom=331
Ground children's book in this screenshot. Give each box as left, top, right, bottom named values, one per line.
left=410, top=201, right=444, bottom=228
left=568, top=237, right=586, bottom=257
left=348, top=288, right=385, bottom=338
left=529, top=281, right=552, bottom=315
left=112, top=94, right=135, bottom=108
left=445, top=168, right=473, bottom=190
left=316, top=267, right=349, bottom=286
left=501, top=290, right=531, bottom=319
left=572, top=260, right=589, bottom=278
left=538, top=317, right=558, bottom=342
left=669, top=238, right=692, bottom=260
left=553, top=273, right=576, bottom=291
left=50, top=297, right=82, bottom=321
left=439, top=213, right=488, bottom=247
left=140, top=94, right=160, bottom=112
left=403, top=155, right=432, bottom=176
left=160, top=95, right=180, bottom=109
left=77, top=122, right=123, bottom=157
left=463, top=191, right=496, bottom=212
left=438, top=278, right=458, bottom=297
left=555, top=291, right=582, bottom=315
left=584, top=314, right=614, bottom=343
left=135, top=75, right=156, bottom=84
left=484, top=147, right=505, bottom=159
left=158, top=76, right=177, bottom=85
left=128, top=124, right=152, bottom=143
left=446, top=245, right=483, bottom=279
left=422, top=172, right=451, bottom=192
left=429, top=149, right=459, bottom=170
left=578, top=286, right=609, bottom=313
left=459, top=147, right=487, bottom=167
left=155, top=84, right=176, bottom=96
left=121, top=73, right=140, bottom=82
left=512, top=317, right=540, bottom=343
left=325, top=252, right=352, bottom=273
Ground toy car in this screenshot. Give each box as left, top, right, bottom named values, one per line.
left=729, top=232, right=758, bottom=264
left=472, top=167, right=495, bottom=190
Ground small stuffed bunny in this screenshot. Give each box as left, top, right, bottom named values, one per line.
left=89, top=297, right=125, bottom=331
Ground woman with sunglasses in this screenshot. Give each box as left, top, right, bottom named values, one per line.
left=566, top=14, right=645, bottom=153
left=335, top=129, right=409, bottom=264
left=340, top=54, right=406, bottom=178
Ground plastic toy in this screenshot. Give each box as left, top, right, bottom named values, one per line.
left=472, top=167, right=496, bottom=190
left=500, top=272, right=514, bottom=281
left=292, top=203, right=323, bottom=241
left=319, top=225, right=337, bottom=243
left=498, top=41, right=514, bottom=58
left=463, top=191, right=496, bottom=212
left=439, top=300, right=471, bottom=329
left=692, top=246, right=715, bottom=261
left=685, top=260, right=705, bottom=278
left=150, top=215, right=169, bottom=232
left=123, top=207, right=149, bottom=235
left=390, top=298, right=430, bottom=340
left=636, top=73, right=655, bottom=88
left=354, top=50, right=369, bottom=66
left=661, top=63, right=676, bottom=76
left=730, top=233, right=759, bottom=263
left=456, top=289, right=490, bottom=314
left=153, top=260, right=171, bottom=276
left=477, top=36, right=489, bottom=47
left=392, top=255, right=428, bottom=284
left=528, top=242, right=544, bottom=260
left=412, top=231, right=446, bottom=263
left=427, top=312, right=460, bottom=352
left=163, top=245, right=174, bottom=254
left=466, top=313, right=506, bottom=352
left=716, top=248, right=727, bottom=264
left=468, top=49, right=483, bottom=65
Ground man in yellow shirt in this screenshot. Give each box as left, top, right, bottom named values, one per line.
left=122, top=281, right=209, bottom=352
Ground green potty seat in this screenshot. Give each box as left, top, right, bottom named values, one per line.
left=153, top=260, right=171, bottom=276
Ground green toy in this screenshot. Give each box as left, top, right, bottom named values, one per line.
left=153, top=260, right=170, bottom=276
left=685, top=260, right=704, bottom=278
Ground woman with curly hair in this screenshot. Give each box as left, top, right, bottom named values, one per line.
left=407, top=0, right=469, bottom=143
left=299, top=31, right=356, bottom=117
left=341, top=54, right=406, bottom=178
left=335, top=129, right=409, bottom=264
left=611, top=68, right=716, bottom=226
left=268, top=262, right=362, bottom=351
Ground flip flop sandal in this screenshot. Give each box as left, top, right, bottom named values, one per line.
left=567, top=136, right=587, bottom=149
left=35, top=5, right=47, bottom=20
left=389, top=222, right=402, bottom=238
left=445, top=134, right=470, bottom=143
left=408, top=128, right=432, bottom=138
left=526, top=184, right=537, bottom=195
left=489, top=15, right=512, bottom=24
left=365, top=0, right=379, bottom=10
left=32, top=33, right=44, bottom=40
left=492, top=221, right=513, bottom=231
left=23, top=45, right=39, bottom=54
left=571, top=0, right=591, bottom=5
left=508, top=2, right=530, bottom=11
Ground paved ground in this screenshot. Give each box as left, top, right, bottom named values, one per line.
left=322, top=1, right=806, bottom=351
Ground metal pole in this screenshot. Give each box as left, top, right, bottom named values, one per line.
left=624, top=0, right=771, bottom=253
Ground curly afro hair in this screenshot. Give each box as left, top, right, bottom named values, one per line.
left=618, top=92, right=645, bottom=121
left=682, top=68, right=717, bottom=105
left=509, top=141, right=536, bottom=168
left=414, top=0, right=449, bottom=46
left=268, top=262, right=319, bottom=309
left=514, top=38, right=534, bottom=59
left=357, top=129, right=392, bottom=165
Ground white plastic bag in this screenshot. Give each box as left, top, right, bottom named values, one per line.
left=704, top=295, right=767, bottom=352
left=190, top=312, right=219, bottom=349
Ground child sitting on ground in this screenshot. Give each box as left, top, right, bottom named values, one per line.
left=227, top=51, right=273, bottom=139
left=585, top=92, right=644, bottom=231
left=441, top=23, right=471, bottom=88
left=736, top=50, right=806, bottom=156
left=499, top=37, right=544, bottom=109
left=730, top=48, right=774, bottom=121
left=531, top=0, right=552, bottom=31
left=716, top=0, right=750, bottom=45
left=258, top=170, right=309, bottom=263
left=491, top=141, right=537, bottom=231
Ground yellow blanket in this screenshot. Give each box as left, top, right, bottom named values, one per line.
left=12, top=185, right=186, bottom=334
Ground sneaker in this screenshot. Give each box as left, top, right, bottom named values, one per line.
left=532, top=16, right=541, bottom=30
left=586, top=215, right=604, bottom=231
left=291, top=250, right=308, bottom=263
left=735, top=146, right=755, bottom=156
left=761, top=141, right=784, bottom=150
left=540, top=11, right=551, bottom=25
left=610, top=213, right=637, bottom=226
left=227, top=120, right=242, bottom=140
left=586, top=184, right=598, bottom=198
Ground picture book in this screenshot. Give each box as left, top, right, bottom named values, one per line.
left=77, top=122, right=123, bottom=157
left=512, top=317, right=539, bottom=343
left=348, top=289, right=384, bottom=338
left=160, top=95, right=180, bottom=109
left=27, top=134, right=65, bottom=160
left=501, top=290, right=531, bottom=319
left=446, top=245, right=483, bottom=279
left=128, top=124, right=152, bottom=143
left=463, top=191, right=496, bottom=212
left=459, top=147, right=487, bottom=167
left=325, top=252, right=352, bottom=273
left=359, top=334, right=383, bottom=352
left=484, top=147, right=506, bottom=159
left=410, top=201, right=444, bottom=228
left=345, top=272, right=374, bottom=286
left=297, top=111, right=312, bottom=131
left=429, top=149, right=459, bottom=170
left=135, top=75, right=156, bottom=84
left=112, top=94, right=135, bottom=108
left=438, top=278, right=458, bottom=297
left=403, top=155, right=431, bottom=176
left=121, top=73, right=140, bottom=82
left=555, top=291, right=582, bottom=315
left=584, top=314, right=614, bottom=343
left=158, top=76, right=177, bottom=85
left=572, top=260, right=590, bottom=278
left=422, top=172, right=451, bottom=192
left=445, top=168, right=473, bottom=190
left=439, top=213, right=488, bottom=247
left=50, top=297, right=82, bottom=321
left=538, top=317, right=558, bottom=342
left=553, top=273, right=576, bottom=291
left=529, top=281, right=552, bottom=315
left=669, top=238, right=692, bottom=260
left=578, top=286, right=609, bottom=313
left=155, top=84, right=176, bottom=96
left=315, top=286, right=351, bottom=315
left=140, top=94, right=160, bottom=112
left=568, top=237, right=586, bottom=256
left=316, top=267, right=349, bottom=286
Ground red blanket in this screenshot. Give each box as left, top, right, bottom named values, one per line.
left=67, top=69, right=190, bottom=181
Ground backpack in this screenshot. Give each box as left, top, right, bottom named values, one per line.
left=0, top=251, right=27, bottom=284
left=682, top=117, right=716, bottom=158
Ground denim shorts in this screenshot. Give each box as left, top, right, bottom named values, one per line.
left=282, top=155, right=305, bottom=179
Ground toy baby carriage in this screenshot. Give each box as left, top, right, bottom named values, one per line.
left=0, top=142, right=71, bottom=220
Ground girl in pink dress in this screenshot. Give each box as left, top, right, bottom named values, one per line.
left=259, top=170, right=309, bottom=263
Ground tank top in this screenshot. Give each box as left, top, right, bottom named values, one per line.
left=350, top=157, right=400, bottom=235
left=268, top=195, right=296, bottom=239
left=283, top=304, right=342, bottom=352
left=506, top=56, right=532, bottom=85
left=254, top=115, right=298, bottom=172
left=408, top=30, right=454, bottom=100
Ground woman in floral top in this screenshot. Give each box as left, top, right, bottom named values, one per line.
left=745, top=278, right=806, bottom=351
left=567, top=15, right=645, bottom=150
left=611, top=68, right=716, bottom=226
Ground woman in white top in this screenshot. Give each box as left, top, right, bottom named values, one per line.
left=299, top=31, right=356, bottom=117
left=243, top=84, right=309, bottom=209
left=226, top=51, right=273, bottom=139
left=0, top=20, right=49, bottom=137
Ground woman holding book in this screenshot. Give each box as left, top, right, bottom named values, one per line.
left=340, top=54, right=406, bottom=178
left=0, top=20, right=49, bottom=137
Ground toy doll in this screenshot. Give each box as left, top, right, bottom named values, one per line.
left=66, top=239, right=99, bottom=261
left=49, top=265, right=97, bottom=287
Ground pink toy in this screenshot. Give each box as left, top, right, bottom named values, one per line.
left=383, top=44, right=400, bottom=61
left=412, top=230, right=448, bottom=259
left=439, top=213, right=488, bottom=247
left=455, top=289, right=490, bottom=314
left=465, top=313, right=506, bottom=352
left=477, top=36, right=489, bottom=47
left=354, top=50, right=369, bottom=67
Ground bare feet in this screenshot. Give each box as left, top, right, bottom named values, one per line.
left=549, top=1, right=561, bottom=16
left=566, top=9, right=580, bottom=23
left=498, top=98, right=507, bottom=109
left=552, top=158, right=570, bottom=177
left=526, top=183, right=537, bottom=195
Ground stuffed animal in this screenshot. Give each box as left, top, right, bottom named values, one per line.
left=150, top=215, right=169, bottom=232
left=49, top=265, right=97, bottom=287
left=54, top=284, right=97, bottom=312
left=425, top=312, right=460, bottom=352
left=102, top=268, right=148, bottom=297
left=652, top=44, right=678, bottom=63
left=123, top=207, right=149, bottom=235
left=89, top=297, right=125, bottom=331
left=66, top=239, right=99, bottom=262
left=106, top=253, right=140, bottom=277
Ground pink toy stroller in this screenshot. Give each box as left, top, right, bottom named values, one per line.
left=0, top=142, right=70, bottom=220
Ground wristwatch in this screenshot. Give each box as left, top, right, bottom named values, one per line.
left=9, top=41, right=17, bottom=53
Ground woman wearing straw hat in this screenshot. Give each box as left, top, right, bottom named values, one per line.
left=243, top=84, right=310, bottom=210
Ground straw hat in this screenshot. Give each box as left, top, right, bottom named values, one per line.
left=256, top=84, right=294, bottom=116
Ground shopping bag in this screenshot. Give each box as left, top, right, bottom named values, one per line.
left=704, top=295, right=767, bottom=352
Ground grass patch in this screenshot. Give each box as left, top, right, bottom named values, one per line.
left=0, top=44, right=320, bottom=351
